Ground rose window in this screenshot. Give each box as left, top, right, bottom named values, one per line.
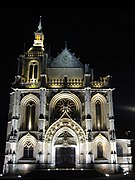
left=55, top=98, right=76, bottom=118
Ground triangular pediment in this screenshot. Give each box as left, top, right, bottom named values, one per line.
left=49, top=48, right=84, bottom=68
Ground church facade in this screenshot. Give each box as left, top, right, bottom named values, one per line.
left=3, top=17, right=132, bottom=175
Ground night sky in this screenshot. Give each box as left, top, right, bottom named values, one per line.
left=0, top=8, right=135, bottom=171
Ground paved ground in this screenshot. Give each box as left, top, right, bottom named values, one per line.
left=0, top=172, right=135, bottom=179
left=97, top=173, right=135, bottom=179
left=0, top=174, right=135, bottom=179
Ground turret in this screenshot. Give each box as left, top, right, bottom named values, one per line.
left=12, top=16, right=46, bottom=89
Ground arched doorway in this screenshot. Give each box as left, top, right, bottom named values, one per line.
left=45, top=118, right=86, bottom=168
left=54, top=131, right=76, bottom=168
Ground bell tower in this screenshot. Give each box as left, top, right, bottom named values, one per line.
left=3, top=17, right=48, bottom=175
left=13, top=16, right=47, bottom=89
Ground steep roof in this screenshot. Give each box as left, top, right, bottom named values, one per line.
left=48, top=47, right=84, bottom=68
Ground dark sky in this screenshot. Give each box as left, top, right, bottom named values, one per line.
left=0, top=8, right=135, bottom=171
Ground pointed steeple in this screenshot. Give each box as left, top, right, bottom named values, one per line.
left=33, top=16, right=44, bottom=47
left=64, top=41, right=68, bottom=49
left=37, top=16, right=42, bottom=32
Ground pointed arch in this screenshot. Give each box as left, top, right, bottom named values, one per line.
left=52, top=126, right=79, bottom=165
left=27, top=60, right=39, bottom=83
left=45, top=118, right=85, bottom=143
left=17, top=133, right=37, bottom=160
left=45, top=118, right=86, bottom=165
left=93, top=133, right=110, bottom=160
left=20, top=94, right=40, bottom=130
left=91, top=93, right=107, bottom=130
left=49, top=91, right=82, bottom=124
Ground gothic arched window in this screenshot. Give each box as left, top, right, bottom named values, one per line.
left=96, top=100, right=102, bottom=130
left=26, top=101, right=36, bottom=130
left=23, top=141, right=33, bottom=158
left=97, top=142, right=103, bottom=158
left=28, top=61, right=39, bottom=82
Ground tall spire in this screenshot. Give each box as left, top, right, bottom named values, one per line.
left=38, top=16, right=42, bottom=31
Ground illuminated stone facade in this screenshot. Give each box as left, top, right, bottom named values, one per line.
left=3, top=17, right=132, bottom=175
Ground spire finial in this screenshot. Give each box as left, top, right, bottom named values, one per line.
left=38, top=16, right=42, bottom=31
left=65, top=41, right=67, bottom=49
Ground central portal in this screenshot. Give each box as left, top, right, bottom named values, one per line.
left=55, top=147, right=75, bottom=168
